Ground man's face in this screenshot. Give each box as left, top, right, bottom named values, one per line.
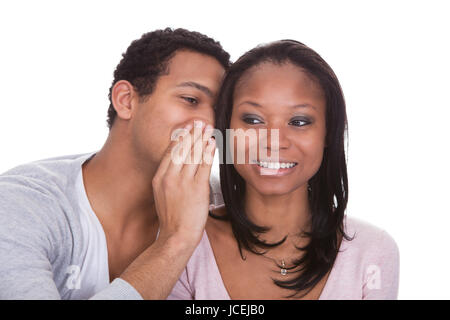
left=129, top=50, right=225, bottom=166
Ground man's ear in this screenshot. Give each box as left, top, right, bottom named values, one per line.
left=111, top=80, right=136, bottom=121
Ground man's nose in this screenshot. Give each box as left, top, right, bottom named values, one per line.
left=182, top=116, right=214, bottom=129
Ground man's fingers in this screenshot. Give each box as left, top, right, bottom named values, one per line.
left=166, top=120, right=205, bottom=176
left=195, top=136, right=216, bottom=183
left=155, top=123, right=193, bottom=179
left=182, top=123, right=214, bottom=177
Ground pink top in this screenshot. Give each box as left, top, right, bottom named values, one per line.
left=168, top=216, right=400, bottom=300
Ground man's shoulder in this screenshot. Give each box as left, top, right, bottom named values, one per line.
left=0, top=152, right=95, bottom=195
left=1, top=152, right=95, bottom=181
left=0, top=151, right=96, bottom=229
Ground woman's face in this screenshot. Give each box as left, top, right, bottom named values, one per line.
left=230, top=62, right=327, bottom=196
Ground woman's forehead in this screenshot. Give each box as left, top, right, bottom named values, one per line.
left=233, top=62, right=325, bottom=107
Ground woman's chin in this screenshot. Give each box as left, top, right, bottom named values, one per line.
left=247, top=181, right=297, bottom=197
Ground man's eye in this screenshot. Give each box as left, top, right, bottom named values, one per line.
left=182, top=96, right=198, bottom=105
left=289, top=118, right=310, bottom=127
left=242, top=117, right=263, bottom=125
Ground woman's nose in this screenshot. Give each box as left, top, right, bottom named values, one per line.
left=262, top=126, right=291, bottom=151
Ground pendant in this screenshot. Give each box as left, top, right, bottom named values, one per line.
left=280, top=260, right=287, bottom=276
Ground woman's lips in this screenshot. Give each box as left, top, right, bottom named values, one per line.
left=251, top=160, right=298, bottom=176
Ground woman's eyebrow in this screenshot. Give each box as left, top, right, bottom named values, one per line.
left=291, top=103, right=317, bottom=111
left=176, top=81, right=213, bottom=98
left=237, top=101, right=261, bottom=108
left=237, top=100, right=317, bottom=110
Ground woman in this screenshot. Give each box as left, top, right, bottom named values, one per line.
left=168, top=40, right=400, bottom=299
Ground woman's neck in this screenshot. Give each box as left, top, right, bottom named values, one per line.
left=244, top=183, right=312, bottom=244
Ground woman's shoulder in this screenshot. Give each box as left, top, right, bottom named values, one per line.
left=342, top=215, right=399, bottom=260
left=206, top=206, right=234, bottom=243
left=323, top=216, right=400, bottom=299
left=188, top=206, right=232, bottom=260
left=179, top=207, right=233, bottom=292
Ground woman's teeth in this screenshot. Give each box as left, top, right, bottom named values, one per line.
left=256, top=161, right=297, bottom=169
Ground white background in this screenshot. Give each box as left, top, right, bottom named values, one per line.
left=1, top=0, right=449, bottom=299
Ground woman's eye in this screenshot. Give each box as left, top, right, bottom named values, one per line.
left=242, top=117, right=263, bottom=125
left=289, top=118, right=310, bottom=127
left=182, top=96, right=198, bottom=105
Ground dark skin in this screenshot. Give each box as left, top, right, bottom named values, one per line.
left=206, top=62, right=338, bottom=299
left=82, top=49, right=224, bottom=298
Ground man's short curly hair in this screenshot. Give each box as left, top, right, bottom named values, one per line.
left=106, top=28, right=231, bottom=129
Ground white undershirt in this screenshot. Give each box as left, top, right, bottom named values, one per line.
left=72, top=166, right=110, bottom=298
left=73, top=163, right=161, bottom=299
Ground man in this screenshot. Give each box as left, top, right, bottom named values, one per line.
left=0, top=28, right=229, bottom=299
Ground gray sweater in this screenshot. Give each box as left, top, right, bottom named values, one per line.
left=0, top=151, right=146, bottom=299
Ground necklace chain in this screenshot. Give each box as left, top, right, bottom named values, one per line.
left=242, top=234, right=306, bottom=276
left=243, top=253, right=291, bottom=276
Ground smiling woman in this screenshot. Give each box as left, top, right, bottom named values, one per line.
left=168, top=40, right=400, bottom=300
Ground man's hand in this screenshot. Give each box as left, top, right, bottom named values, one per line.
left=153, top=120, right=216, bottom=245
left=120, top=120, right=216, bottom=299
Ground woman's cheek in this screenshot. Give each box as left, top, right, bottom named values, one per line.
left=230, top=130, right=258, bottom=165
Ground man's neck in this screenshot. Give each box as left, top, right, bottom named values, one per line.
left=82, top=132, right=159, bottom=240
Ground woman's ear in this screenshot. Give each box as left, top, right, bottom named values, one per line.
left=111, top=80, right=135, bottom=121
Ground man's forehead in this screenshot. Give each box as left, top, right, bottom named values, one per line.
left=159, top=51, right=225, bottom=93
left=166, top=50, right=224, bottom=77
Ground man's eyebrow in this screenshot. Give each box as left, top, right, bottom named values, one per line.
left=237, top=101, right=317, bottom=110
left=176, top=81, right=214, bottom=98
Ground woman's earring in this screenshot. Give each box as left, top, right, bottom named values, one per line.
left=233, top=184, right=237, bottom=191
left=307, top=183, right=312, bottom=192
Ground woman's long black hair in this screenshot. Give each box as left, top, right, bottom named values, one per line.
left=212, top=40, right=354, bottom=298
